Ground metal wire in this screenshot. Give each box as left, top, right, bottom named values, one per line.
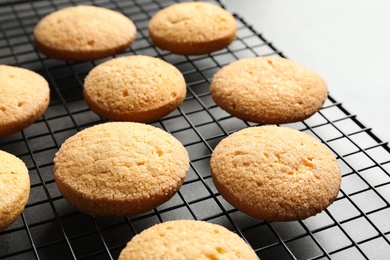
left=1, top=0, right=390, bottom=259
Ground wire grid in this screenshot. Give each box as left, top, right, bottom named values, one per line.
left=1, top=0, right=390, bottom=259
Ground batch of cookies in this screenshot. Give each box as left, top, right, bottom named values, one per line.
left=0, top=2, right=342, bottom=259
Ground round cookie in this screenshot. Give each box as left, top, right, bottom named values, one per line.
left=118, top=220, right=257, bottom=260
left=0, top=150, right=30, bottom=232
left=210, top=56, right=328, bottom=124
left=210, top=125, right=341, bottom=221
left=53, top=122, right=189, bottom=216
left=83, top=55, right=186, bottom=122
left=0, top=65, right=50, bottom=137
left=34, top=5, right=136, bottom=61
left=148, top=2, right=237, bottom=55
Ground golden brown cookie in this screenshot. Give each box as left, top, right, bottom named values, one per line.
left=118, top=220, right=258, bottom=260
left=0, top=150, right=30, bottom=232
left=210, top=56, right=328, bottom=124
left=210, top=125, right=341, bottom=221
left=34, top=5, right=136, bottom=61
left=148, top=2, right=237, bottom=55
left=83, top=55, right=186, bottom=122
left=0, top=65, right=50, bottom=137
left=54, top=122, right=189, bottom=216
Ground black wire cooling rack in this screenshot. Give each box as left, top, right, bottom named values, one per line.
left=1, top=0, right=390, bottom=259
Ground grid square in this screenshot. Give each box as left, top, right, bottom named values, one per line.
left=28, top=184, right=49, bottom=204
left=367, top=146, right=390, bottom=164
left=0, top=229, right=33, bottom=256
left=330, top=247, right=365, bottom=260
left=186, top=110, right=214, bottom=126
left=23, top=120, right=50, bottom=138
left=344, top=152, right=376, bottom=171
left=359, top=167, right=390, bottom=187
left=196, top=123, right=225, bottom=140
left=193, top=57, right=216, bottom=70
left=229, top=211, right=263, bottom=230
left=185, top=142, right=212, bottom=161
left=131, top=215, right=161, bottom=234
left=73, top=110, right=102, bottom=127
left=377, top=184, right=390, bottom=203
left=101, top=223, right=135, bottom=249
left=0, top=139, right=28, bottom=156
left=350, top=131, right=380, bottom=150
left=24, top=203, right=56, bottom=225
left=53, top=198, right=78, bottom=217
left=180, top=98, right=204, bottom=114
left=188, top=80, right=211, bottom=96
left=28, top=135, right=56, bottom=152
left=213, top=53, right=236, bottom=66
left=61, top=214, right=98, bottom=238
left=257, top=244, right=294, bottom=260
left=350, top=189, right=387, bottom=213
left=341, top=217, right=379, bottom=243
left=191, top=198, right=224, bottom=220
left=157, top=192, right=184, bottom=211
left=219, top=117, right=247, bottom=133
left=271, top=221, right=307, bottom=241
left=320, top=105, right=348, bottom=122
left=341, top=174, right=369, bottom=195
left=70, top=232, right=107, bottom=259
left=192, top=157, right=211, bottom=178
left=286, top=235, right=323, bottom=259
left=252, top=44, right=279, bottom=56
left=360, top=237, right=390, bottom=260
left=180, top=181, right=210, bottom=203
left=3, top=251, right=37, bottom=260
left=303, top=211, right=335, bottom=231
left=172, top=128, right=201, bottom=146
left=201, top=67, right=220, bottom=80
left=368, top=208, right=390, bottom=233
left=327, top=198, right=361, bottom=222
left=162, top=116, right=190, bottom=132
left=313, top=226, right=352, bottom=253
left=47, top=116, right=76, bottom=132
left=311, top=124, right=343, bottom=141
left=30, top=221, right=64, bottom=247
left=161, top=206, right=195, bottom=221
left=328, top=137, right=359, bottom=156
left=304, top=112, right=328, bottom=126
left=234, top=48, right=256, bottom=59
left=243, top=224, right=279, bottom=249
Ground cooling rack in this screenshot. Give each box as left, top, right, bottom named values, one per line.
left=1, top=0, right=390, bottom=259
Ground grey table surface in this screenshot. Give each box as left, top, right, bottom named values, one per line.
left=224, top=0, right=390, bottom=145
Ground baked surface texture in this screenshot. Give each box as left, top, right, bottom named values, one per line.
left=53, top=122, right=189, bottom=216
left=0, top=150, right=30, bottom=232
left=148, top=2, right=237, bottom=55
left=210, top=125, right=341, bottom=221
left=118, top=220, right=258, bottom=260
left=210, top=56, right=328, bottom=124
left=34, top=5, right=136, bottom=61
left=0, top=65, right=50, bottom=137
left=83, top=55, right=186, bottom=122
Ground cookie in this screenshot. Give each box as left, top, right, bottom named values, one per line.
left=0, top=65, right=50, bottom=137
left=0, top=150, right=30, bottom=232
left=83, top=55, right=186, bottom=122
left=34, top=5, right=136, bottom=61
left=118, top=220, right=257, bottom=260
left=53, top=122, right=189, bottom=216
left=210, top=56, right=328, bottom=124
left=210, top=125, right=341, bottom=221
left=148, top=2, right=237, bottom=55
